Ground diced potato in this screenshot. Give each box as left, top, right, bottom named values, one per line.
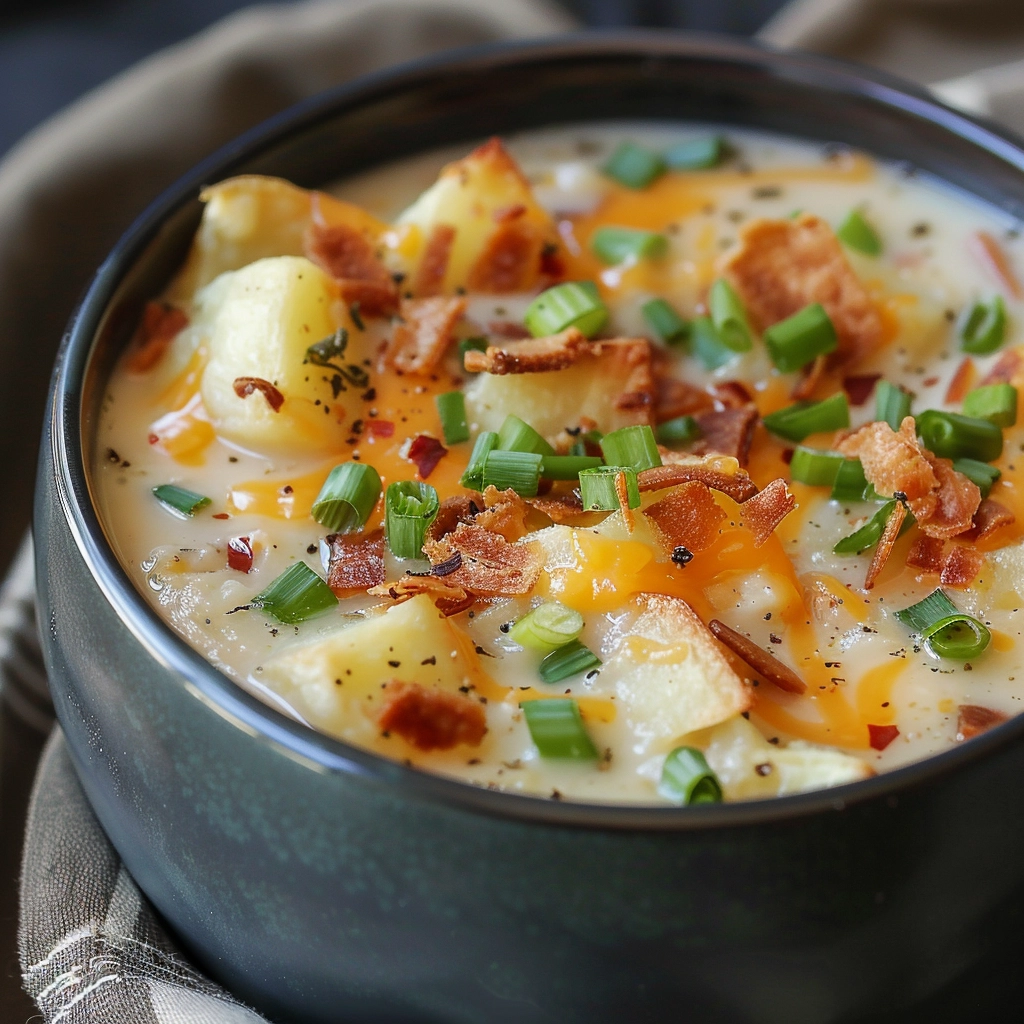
left=989, top=540, right=1024, bottom=604
left=260, top=594, right=487, bottom=743
left=199, top=256, right=361, bottom=452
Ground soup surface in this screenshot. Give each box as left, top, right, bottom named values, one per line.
left=95, top=124, right=1024, bottom=804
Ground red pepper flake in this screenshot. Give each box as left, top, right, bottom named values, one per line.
left=233, top=377, right=284, bottom=412
left=842, top=373, right=881, bottom=406
left=944, top=357, right=976, bottom=404
left=366, top=419, right=395, bottom=440
left=212, top=512, right=230, bottom=520
left=148, top=433, right=159, bottom=445
left=227, top=536, right=254, bottom=573
left=407, top=434, right=447, bottom=478
left=868, top=723, right=899, bottom=751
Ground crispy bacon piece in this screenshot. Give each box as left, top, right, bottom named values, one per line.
left=939, top=545, right=985, bottom=589
left=740, top=478, right=796, bottom=547
left=378, top=681, right=487, bottom=751
left=387, top=296, right=467, bottom=375
left=863, top=499, right=907, bottom=590
left=474, top=486, right=531, bottom=542
left=710, top=381, right=753, bottom=409
left=707, top=619, right=807, bottom=694
left=415, top=224, right=456, bottom=296
left=463, top=328, right=588, bottom=374
left=638, top=462, right=759, bottom=502
left=406, top=434, right=447, bottom=479
left=227, top=536, right=254, bottom=574
left=369, top=575, right=473, bottom=616
left=907, top=535, right=947, bottom=573
left=962, top=498, right=1015, bottom=542
left=922, top=453, right=982, bottom=540
left=944, top=358, right=976, bottom=404
left=424, top=523, right=542, bottom=597
left=791, top=354, right=827, bottom=401
left=605, top=338, right=656, bottom=421
left=528, top=492, right=585, bottom=523
left=981, top=345, right=1024, bottom=386
left=843, top=373, right=881, bottom=407
left=691, top=406, right=758, bottom=466
left=643, top=481, right=725, bottom=553
left=654, top=372, right=713, bottom=422
left=233, top=377, right=284, bottom=412
left=467, top=218, right=543, bottom=293
left=128, top=302, right=188, bottom=372
left=488, top=320, right=532, bottom=339
left=956, top=704, right=1008, bottom=742
left=721, top=214, right=883, bottom=361
left=613, top=470, right=637, bottom=534
left=868, top=724, right=899, bottom=751
left=425, top=493, right=483, bottom=545
left=304, top=221, right=398, bottom=315
left=327, top=529, right=386, bottom=594
left=365, top=419, right=395, bottom=440
left=970, top=230, right=1023, bottom=298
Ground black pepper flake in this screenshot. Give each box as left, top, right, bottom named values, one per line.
left=768, top=736, right=780, bottom=745
left=671, top=546, right=694, bottom=567
left=421, top=655, right=437, bottom=666
left=769, top=633, right=782, bottom=644
left=752, top=185, right=782, bottom=200
left=388, top=660, right=401, bottom=668
left=306, top=543, right=317, bottom=554
left=499, top=621, right=513, bottom=633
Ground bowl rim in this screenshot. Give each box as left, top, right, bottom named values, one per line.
left=47, top=28, right=1024, bottom=831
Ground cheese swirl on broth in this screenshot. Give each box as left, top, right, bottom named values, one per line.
left=95, top=125, right=1024, bottom=804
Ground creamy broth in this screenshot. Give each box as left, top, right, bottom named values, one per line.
left=94, top=125, right=1024, bottom=804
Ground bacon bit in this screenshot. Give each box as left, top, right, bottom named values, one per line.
left=710, top=380, right=753, bottom=409
left=326, top=529, right=386, bottom=594
left=970, top=230, right=1023, bottom=298
left=962, top=498, right=1015, bottom=542
left=691, top=406, right=759, bottom=466
left=415, top=224, right=456, bottom=297
left=605, top=338, right=656, bottom=421
left=463, top=327, right=587, bottom=374
left=842, top=373, right=881, bottom=406
left=921, top=454, right=981, bottom=540
left=707, top=619, right=807, bottom=694
left=378, top=681, right=487, bottom=751
left=227, top=536, right=254, bottom=574
left=613, top=471, right=636, bottom=534
left=721, top=214, right=883, bottom=361
left=654, top=373, right=713, bottom=422
left=365, top=419, right=395, bottom=439
left=540, top=244, right=565, bottom=279
left=127, top=302, right=188, bottom=372
left=867, top=723, right=900, bottom=751
left=907, top=534, right=946, bottom=573
left=233, top=377, right=284, bottom=412
left=863, top=499, right=907, bottom=590
left=425, top=493, right=483, bottom=544
left=212, top=513, right=230, bottom=520
left=406, top=434, right=447, bottom=479
left=643, top=481, right=725, bottom=553
left=387, top=296, right=467, bottom=375
left=528, top=492, right=585, bottom=523
left=467, top=219, right=543, bottom=293
left=790, top=354, right=827, bottom=401
left=488, top=320, right=532, bottom=339
left=980, top=345, right=1024, bottom=386
left=956, top=704, right=1008, bottom=742
left=944, top=357, right=976, bottom=404
left=304, top=221, right=398, bottom=315
left=493, top=203, right=527, bottom=223
left=369, top=575, right=473, bottom=616
left=474, top=486, right=531, bottom=542
left=638, top=462, right=759, bottom=502
left=939, top=545, right=985, bottom=589
left=424, top=523, right=542, bottom=597
left=740, top=479, right=796, bottom=547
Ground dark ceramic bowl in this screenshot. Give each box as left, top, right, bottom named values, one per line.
left=36, top=31, right=1024, bottom=1024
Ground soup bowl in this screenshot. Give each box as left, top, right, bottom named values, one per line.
left=35, top=31, right=1024, bottom=1024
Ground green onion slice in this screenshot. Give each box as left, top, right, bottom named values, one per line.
left=875, top=380, right=913, bottom=431
left=310, top=462, right=381, bottom=533
left=689, top=315, right=737, bottom=369
left=962, top=382, right=1018, bottom=428
left=482, top=450, right=543, bottom=497
left=252, top=562, right=338, bottom=624
left=642, top=297, right=689, bottom=344
left=896, top=589, right=991, bottom=660
left=789, top=447, right=845, bottom=487
left=708, top=278, right=753, bottom=352
left=762, top=393, right=850, bottom=443
left=959, top=296, right=1006, bottom=355
left=524, top=281, right=608, bottom=339
left=763, top=303, right=837, bottom=372
left=592, top=227, right=668, bottom=265
left=579, top=466, right=640, bottom=511
left=658, top=746, right=723, bottom=805
left=508, top=601, right=585, bottom=653
left=538, top=640, right=602, bottom=684
left=497, top=414, right=555, bottom=456
left=837, top=209, right=882, bottom=256
left=460, top=430, right=498, bottom=489
left=655, top=416, right=702, bottom=446
left=600, top=424, right=662, bottom=472
left=384, top=481, right=439, bottom=559
left=152, top=484, right=211, bottom=518
left=540, top=455, right=604, bottom=480
left=603, top=142, right=665, bottom=189
left=830, top=459, right=873, bottom=502
left=916, top=410, right=1003, bottom=462
left=833, top=499, right=906, bottom=555
left=664, top=136, right=725, bottom=171
left=952, top=457, right=1001, bottom=498
left=435, top=391, right=470, bottom=445
left=521, top=698, right=598, bottom=759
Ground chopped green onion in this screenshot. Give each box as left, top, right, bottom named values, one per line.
left=916, top=409, right=1003, bottom=462
left=658, top=746, right=723, bottom=805
left=642, top=297, right=689, bottom=344
left=579, top=466, right=640, bottom=510
left=763, top=303, right=837, bottom=372
left=953, top=457, right=1001, bottom=497
left=962, top=383, right=1018, bottom=427
left=708, top=278, right=753, bottom=352
left=520, top=698, right=598, bottom=759
left=497, top=414, right=554, bottom=456
left=384, top=481, right=439, bottom=559
left=789, top=447, right=845, bottom=487
left=540, top=454, right=603, bottom=480
left=482, top=450, right=543, bottom=496
left=538, top=640, right=602, bottom=684
left=875, top=380, right=912, bottom=431
left=896, top=589, right=990, bottom=660
left=762, top=393, right=850, bottom=443
left=600, top=425, right=662, bottom=472
left=435, top=391, right=470, bottom=444
left=895, top=589, right=959, bottom=632
left=959, top=296, right=1006, bottom=355
left=833, top=498, right=908, bottom=555
left=830, top=458, right=873, bottom=502
left=152, top=484, right=211, bottom=518
left=655, top=416, right=702, bottom=446
left=837, top=209, right=882, bottom=256
left=524, top=281, right=608, bottom=339
left=592, top=227, right=668, bottom=265
left=509, top=601, right=584, bottom=653
left=664, top=136, right=725, bottom=171
left=458, top=337, right=489, bottom=364
left=310, top=462, right=381, bottom=533
left=689, top=315, right=737, bottom=369
left=252, top=562, right=337, bottom=624
left=460, top=430, right=498, bottom=489
left=603, top=142, right=665, bottom=189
